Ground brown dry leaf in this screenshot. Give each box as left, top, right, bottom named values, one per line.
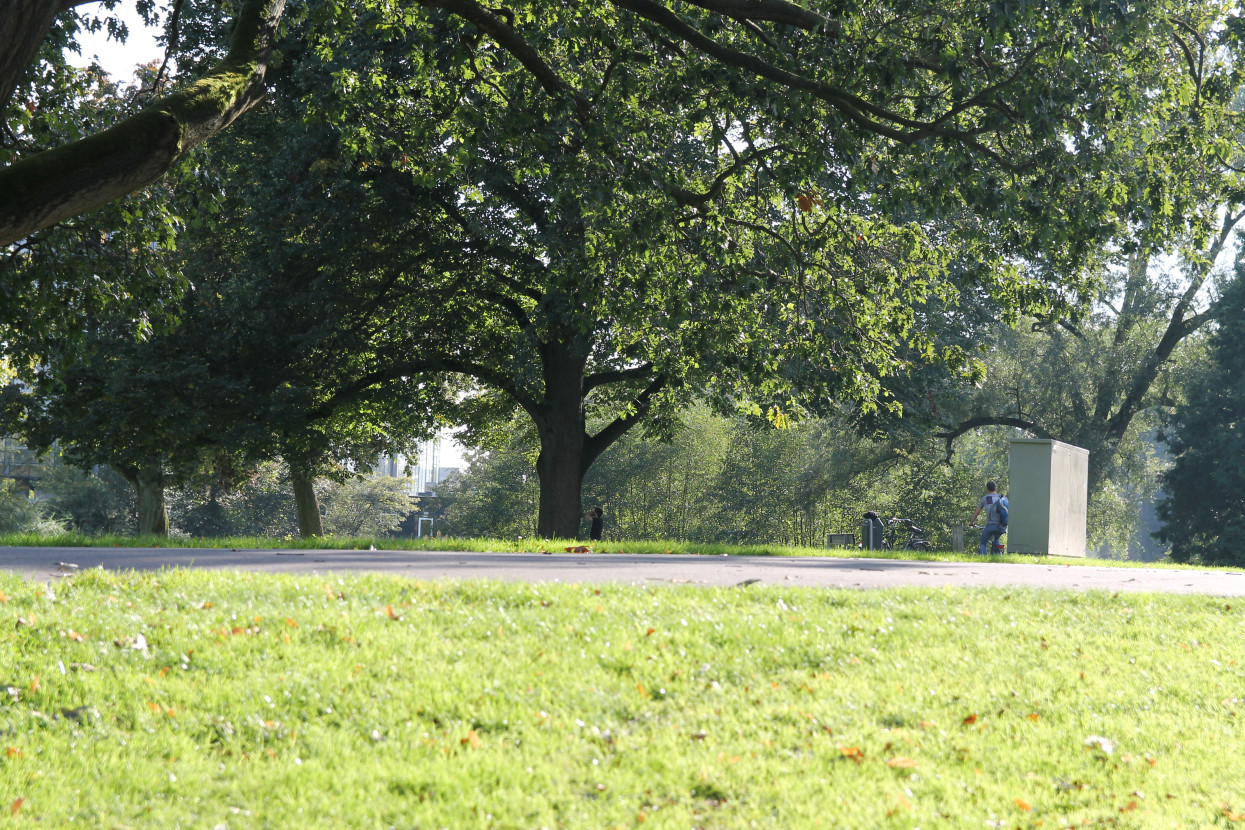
left=385, top=605, right=403, bottom=621
left=886, top=756, right=918, bottom=768
left=9, top=798, right=22, bottom=816
left=461, top=729, right=482, bottom=749
left=5, top=747, right=22, bottom=758
left=887, top=791, right=912, bottom=817
left=1026, top=712, right=1040, bottom=721
left=1120, top=800, right=1139, bottom=813
left=839, top=746, right=865, bottom=762
left=962, top=713, right=979, bottom=726
left=1014, top=798, right=1031, bottom=811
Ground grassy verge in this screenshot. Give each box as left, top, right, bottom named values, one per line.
left=0, top=568, right=1243, bottom=827
left=0, top=531, right=1212, bottom=571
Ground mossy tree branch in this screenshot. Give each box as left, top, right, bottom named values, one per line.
left=0, top=0, right=286, bottom=247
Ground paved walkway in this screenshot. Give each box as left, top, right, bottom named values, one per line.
left=2, top=546, right=1244, bottom=596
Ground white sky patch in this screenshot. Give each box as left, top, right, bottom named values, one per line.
left=70, top=2, right=164, bottom=81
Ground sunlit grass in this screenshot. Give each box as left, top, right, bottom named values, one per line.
left=0, top=569, right=1242, bottom=827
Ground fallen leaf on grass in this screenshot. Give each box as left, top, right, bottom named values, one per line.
left=886, top=756, right=918, bottom=768
left=460, top=730, right=482, bottom=749
left=1014, top=798, right=1031, bottom=811
left=839, top=746, right=864, bottom=762
left=962, top=713, right=978, bottom=726
left=10, top=798, right=22, bottom=816
left=1222, top=803, right=1245, bottom=822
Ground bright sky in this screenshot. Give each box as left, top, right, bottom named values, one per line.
left=71, top=2, right=163, bottom=80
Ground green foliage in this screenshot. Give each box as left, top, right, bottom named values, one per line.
left=168, top=462, right=304, bottom=538
left=37, top=461, right=133, bottom=535
left=0, top=480, right=63, bottom=535
left=447, top=408, right=1011, bottom=549
left=2, top=55, right=185, bottom=371
left=439, top=425, right=540, bottom=541
left=321, top=475, right=415, bottom=537
left=582, top=407, right=733, bottom=542
left=1156, top=269, right=1245, bottom=565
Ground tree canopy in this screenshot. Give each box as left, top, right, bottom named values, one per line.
left=7, top=0, right=1245, bottom=542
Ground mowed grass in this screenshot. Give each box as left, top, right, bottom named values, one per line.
left=0, top=570, right=1243, bottom=828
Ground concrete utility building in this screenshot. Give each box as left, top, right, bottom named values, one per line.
left=1007, top=438, right=1089, bottom=557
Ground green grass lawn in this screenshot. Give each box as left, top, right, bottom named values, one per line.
left=0, top=568, right=1242, bottom=827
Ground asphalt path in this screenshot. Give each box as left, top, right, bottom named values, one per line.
left=2, top=546, right=1245, bottom=596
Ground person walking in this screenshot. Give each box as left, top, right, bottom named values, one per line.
left=969, top=481, right=1008, bottom=555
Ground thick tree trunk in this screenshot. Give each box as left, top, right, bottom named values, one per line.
left=291, top=474, right=323, bottom=537
left=0, top=0, right=67, bottom=116
left=533, top=343, right=589, bottom=539
left=116, top=463, right=169, bottom=536
left=526, top=341, right=667, bottom=539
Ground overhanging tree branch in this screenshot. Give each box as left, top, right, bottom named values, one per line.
left=935, top=415, right=1051, bottom=463
left=582, top=374, right=668, bottom=471
left=0, top=0, right=287, bottom=247
left=584, top=362, right=655, bottom=394
left=417, top=0, right=589, bottom=109
left=609, top=0, right=1015, bottom=165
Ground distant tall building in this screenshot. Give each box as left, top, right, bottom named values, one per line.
left=415, top=437, right=440, bottom=493
left=371, top=434, right=461, bottom=495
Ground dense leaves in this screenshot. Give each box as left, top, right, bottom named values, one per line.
left=1155, top=262, right=1245, bottom=565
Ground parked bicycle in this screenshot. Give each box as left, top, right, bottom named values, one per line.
left=862, top=511, right=932, bottom=551
left=885, top=516, right=932, bottom=551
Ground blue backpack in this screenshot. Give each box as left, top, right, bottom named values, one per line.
left=996, top=496, right=1009, bottom=527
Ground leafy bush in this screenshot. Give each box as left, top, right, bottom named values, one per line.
left=322, top=475, right=415, bottom=537
left=0, top=479, right=64, bottom=535
left=38, top=462, right=134, bottom=534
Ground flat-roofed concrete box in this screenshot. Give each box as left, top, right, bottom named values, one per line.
left=1007, top=438, right=1089, bottom=557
